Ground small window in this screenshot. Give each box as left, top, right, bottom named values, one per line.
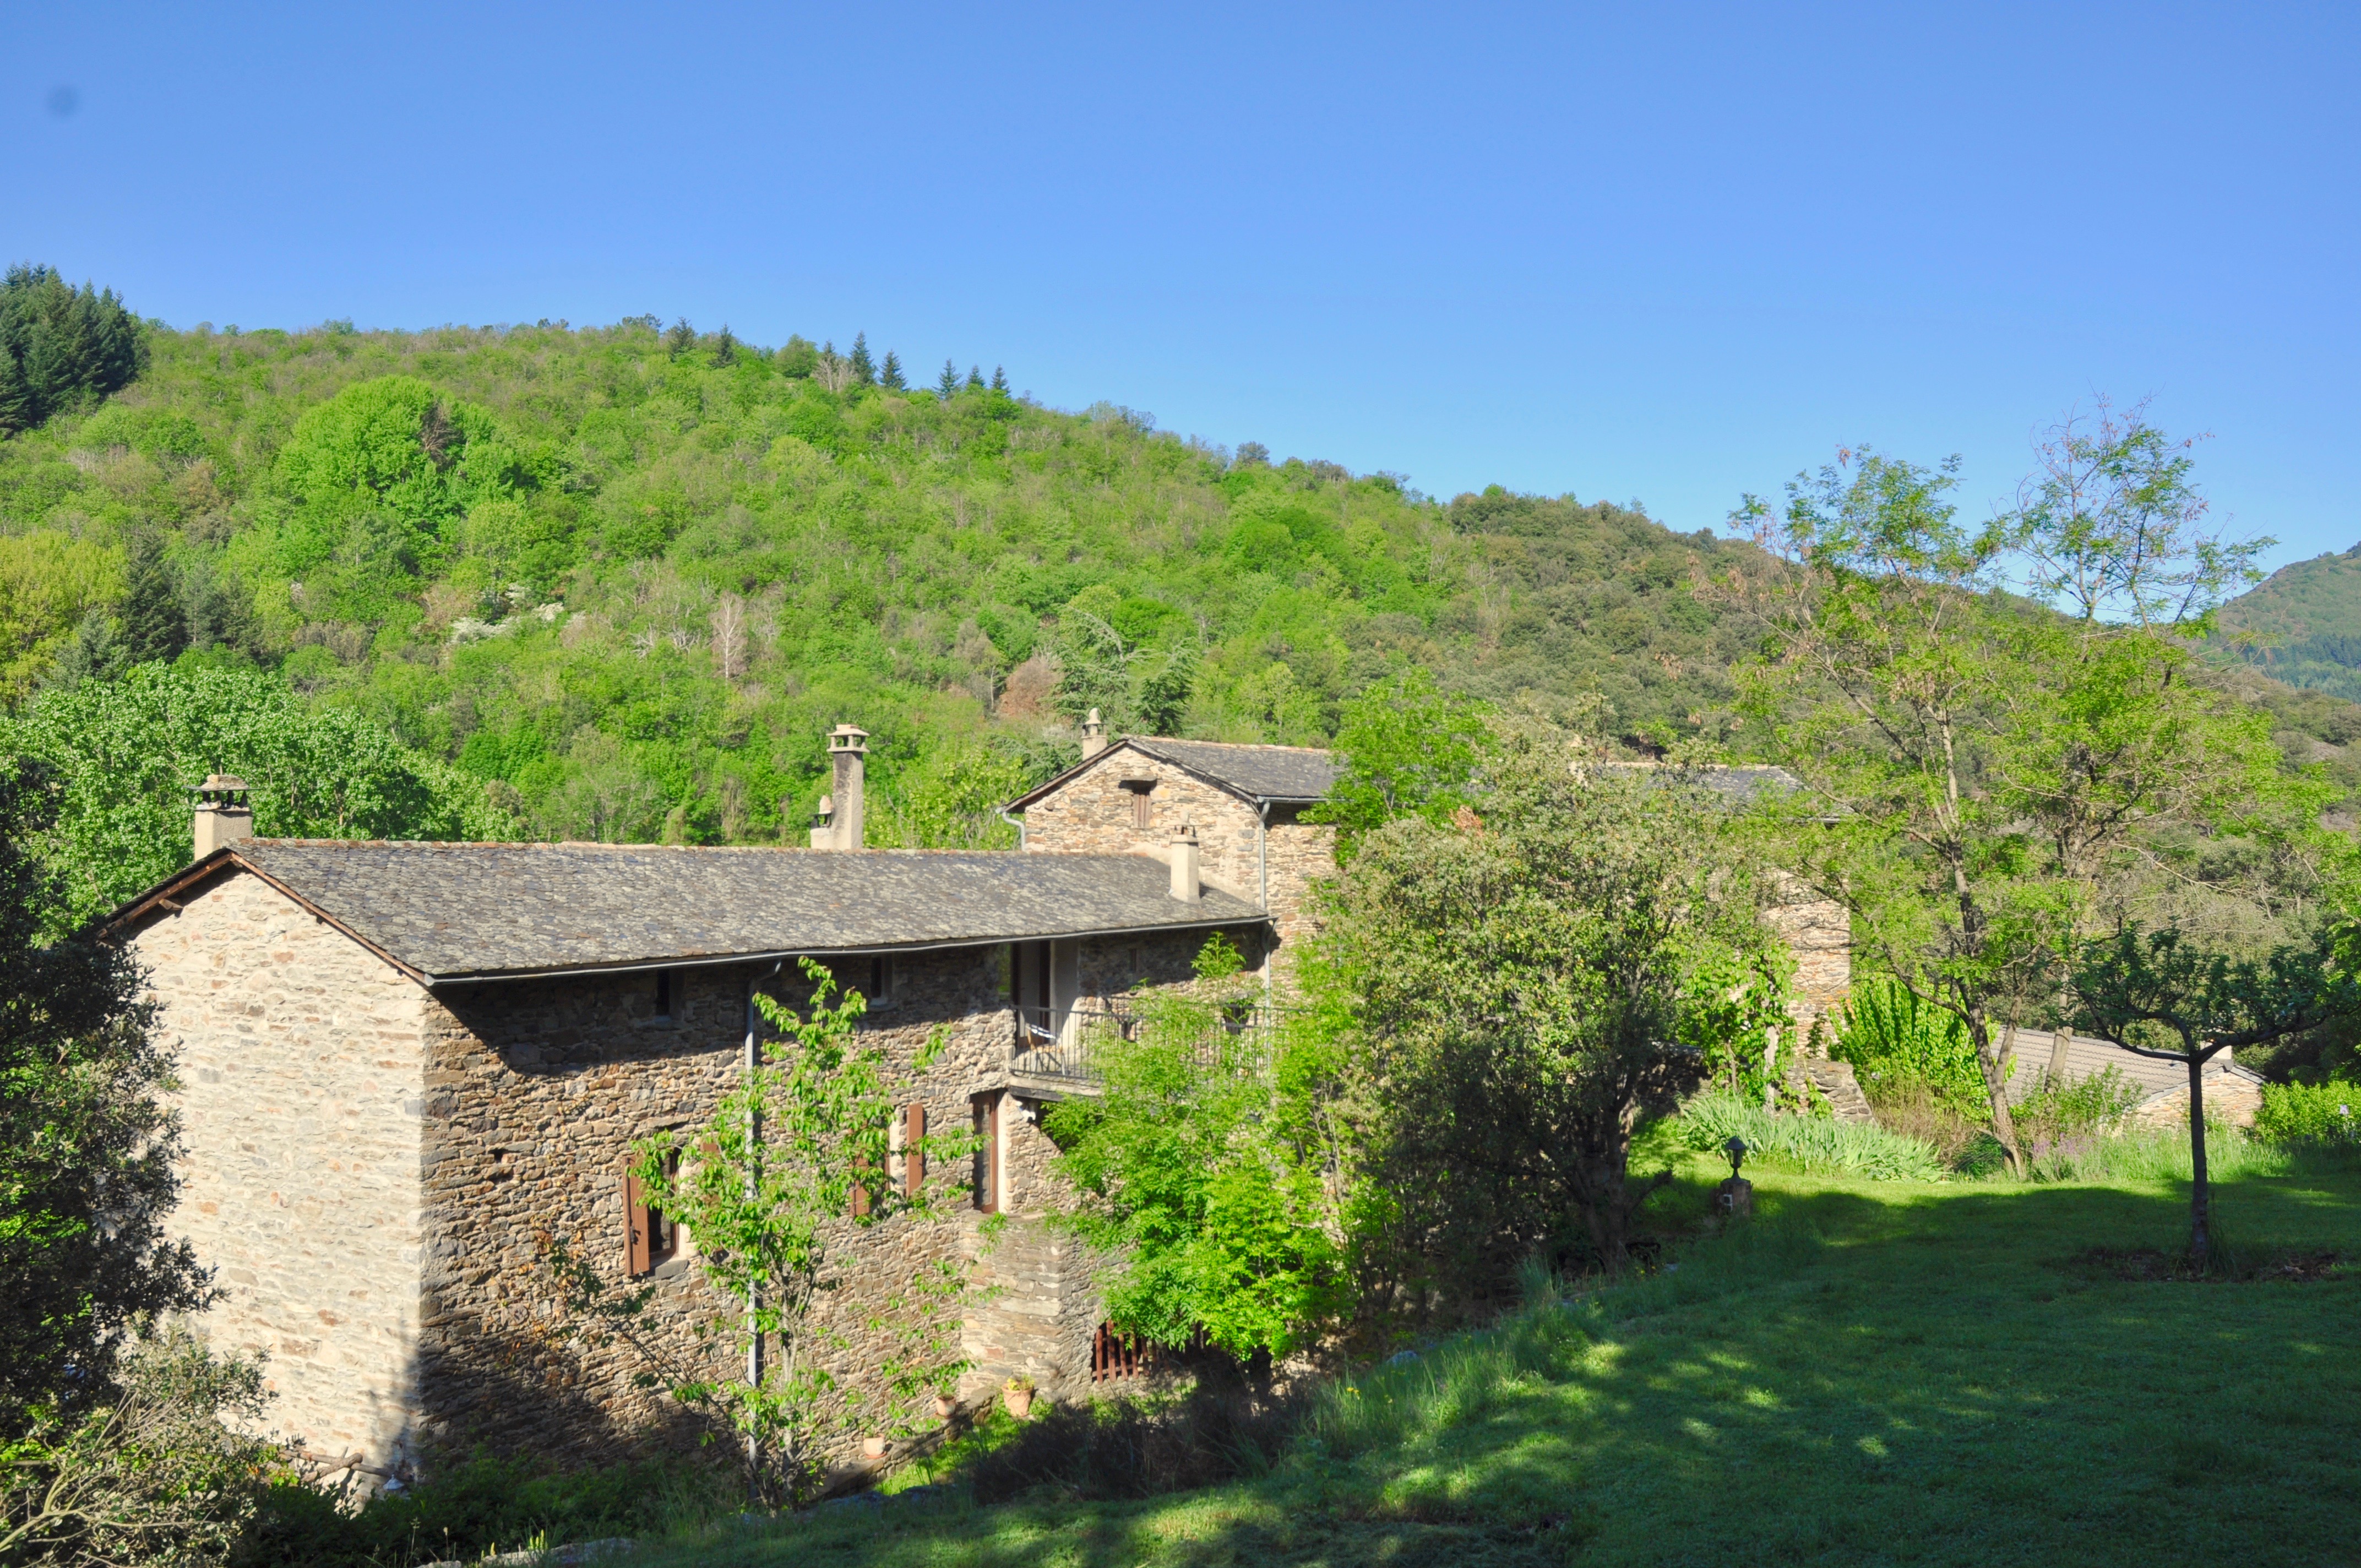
left=867, top=955, right=895, bottom=1011
left=622, top=1148, right=684, bottom=1277
left=1118, top=777, right=1156, bottom=830
left=654, top=969, right=674, bottom=1023
left=972, top=1092, right=1002, bottom=1213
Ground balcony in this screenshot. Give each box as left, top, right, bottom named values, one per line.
left=1005, top=999, right=1291, bottom=1091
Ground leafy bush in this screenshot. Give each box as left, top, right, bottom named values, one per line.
left=2015, top=1064, right=2144, bottom=1159
left=1672, top=1090, right=1949, bottom=1181
left=1830, top=978, right=1991, bottom=1120
left=241, top=1451, right=727, bottom=1567
left=1, top=1326, right=276, bottom=1567
left=2255, top=1080, right=2361, bottom=1145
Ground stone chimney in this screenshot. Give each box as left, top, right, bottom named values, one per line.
left=808, top=794, right=835, bottom=850
left=1081, top=708, right=1108, bottom=760
left=1169, top=821, right=1200, bottom=902
left=825, top=725, right=868, bottom=851
left=192, top=774, right=253, bottom=858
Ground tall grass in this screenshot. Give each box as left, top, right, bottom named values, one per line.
left=2025, top=1120, right=2361, bottom=1184
left=1671, top=1091, right=1949, bottom=1181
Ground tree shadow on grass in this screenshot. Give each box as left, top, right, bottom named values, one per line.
left=666, top=1171, right=2360, bottom=1568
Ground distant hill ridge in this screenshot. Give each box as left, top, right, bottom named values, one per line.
left=2217, top=545, right=2361, bottom=703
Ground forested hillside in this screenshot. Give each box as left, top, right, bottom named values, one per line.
left=2218, top=544, right=2361, bottom=703
left=0, top=316, right=1762, bottom=865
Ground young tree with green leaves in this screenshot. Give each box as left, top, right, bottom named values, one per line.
left=1715, top=449, right=2058, bottom=1172
left=546, top=960, right=969, bottom=1505
left=1048, top=935, right=1351, bottom=1364
left=2071, top=922, right=2359, bottom=1266
left=1305, top=668, right=1489, bottom=862
left=849, top=334, right=876, bottom=385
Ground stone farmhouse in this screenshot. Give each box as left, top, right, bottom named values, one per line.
left=109, top=721, right=1852, bottom=1486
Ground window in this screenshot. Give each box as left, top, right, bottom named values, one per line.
left=971, top=1092, right=1002, bottom=1213
left=622, top=1147, right=684, bottom=1277
left=1118, top=777, right=1155, bottom=830
left=867, top=955, right=895, bottom=1011
left=653, top=968, right=675, bottom=1023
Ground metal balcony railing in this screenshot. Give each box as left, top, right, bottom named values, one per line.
left=1006, top=999, right=1293, bottom=1086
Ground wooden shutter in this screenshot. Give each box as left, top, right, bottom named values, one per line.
left=904, top=1103, right=927, bottom=1196
left=622, top=1161, right=651, bottom=1276
left=850, top=1151, right=871, bottom=1218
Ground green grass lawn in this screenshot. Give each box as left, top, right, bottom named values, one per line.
left=627, top=1152, right=2360, bottom=1567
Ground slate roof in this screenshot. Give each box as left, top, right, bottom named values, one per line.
left=115, top=841, right=1269, bottom=986
left=2000, top=1031, right=2265, bottom=1103
left=1599, top=762, right=1803, bottom=802
left=1005, top=737, right=1340, bottom=811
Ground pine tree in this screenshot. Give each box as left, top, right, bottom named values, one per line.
left=937, top=359, right=960, bottom=398
left=711, top=325, right=739, bottom=368
left=879, top=351, right=905, bottom=390
left=991, top=366, right=1008, bottom=393
left=849, top=333, right=876, bottom=384
left=0, top=265, right=145, bottom=433
left=965, top=365, right=984, bottom=390
left=666, top=318, right=697, bottom=359
left=117, top=536, right=187, bottom=667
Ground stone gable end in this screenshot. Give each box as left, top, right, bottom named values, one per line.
left=130, top=868, right=432, bottom=1471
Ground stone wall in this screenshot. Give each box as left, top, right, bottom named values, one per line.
left=1764, top=884, right=1851, bottom=1045
left=1019, top=748, right=1337, bottom=974
left=417, top=946, right=1020, bottom=1468
left=129, top=869, right=431, bottom=1476
left=2127, top=1068, right=2265, bottom=1130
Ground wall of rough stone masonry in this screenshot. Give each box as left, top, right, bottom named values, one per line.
left=415, top=944, right=1042, bottom=1469
left=1019, top=749, right=1337, bottom=974
left=1763, top=887, right=1851, bottom=1047
left=2126, top=1069, right=2264, bottom=1130
left=128, top=870, right=431, bottom=1477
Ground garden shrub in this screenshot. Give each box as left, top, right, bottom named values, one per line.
left=1672, top=1091, right=1949, bottom=1181
left=1830, top=978, right=1992, bottom=1120
left=2255, top=1080, right=2361, bottom=1145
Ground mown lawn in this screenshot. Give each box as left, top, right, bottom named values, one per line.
left=629, top=1155, right=2360, bottom=1567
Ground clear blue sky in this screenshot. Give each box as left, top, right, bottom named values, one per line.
left=8, top=3, right=2355, bottom=567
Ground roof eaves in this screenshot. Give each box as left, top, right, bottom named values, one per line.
left=422, top=909, right=1274, bottom=987
left=105, top=846, right=431, bottom=986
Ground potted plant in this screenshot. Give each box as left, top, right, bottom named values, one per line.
left=933, top=1392, right=959, bottom=1420
left=862, top=1435, right=888, bottom=1458
left=1002, top=1374, right=1036, bottom=1420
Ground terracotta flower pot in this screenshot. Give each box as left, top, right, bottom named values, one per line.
left=862, top=1435, right=887, bottom=1458
left=1002, top=1386, right=1035, bottom=1421
left=933, top=1395, right=958, bottom=1420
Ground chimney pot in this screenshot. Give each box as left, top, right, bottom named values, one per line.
left=1169, top=821, right=1201, bottom=903
left=1081, top=707, right=1107, bottom=760
left=192, top=774, right=253, bottom=859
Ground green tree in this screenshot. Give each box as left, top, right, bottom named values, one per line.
left=0, top=760, right=211, bottom=1427
left=116, top=534, right=188, bottom=668
left=965, top=364, right=983, bottom=390
left=849, top=333, right=876, bottom=385
left=1717, top=450, right=2069, bottom=1174
left=665, top=318, right=696, bottom=359
left=2071, top=921, right=2359, bottom=1266
left=1315, top=726, right=1776, bottom=1277
left=937, top=359, right=960, bottom=398
left=710, top=325, right=739, bottom=368
left=776, top=335, right=819, bottom=378
left=990, top=365, right=1008, bottom=393
left=1048, top=935, right=1350, bottom=1362
left=0, top=265, right=145, bottom=433
left=1306, top=668, right=1490, bottom=862
left=546, top=961, right=967, bottom=1504
left=3, top=663, right=513, bottom=933
left=879, top=351, right=905, bottom=391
